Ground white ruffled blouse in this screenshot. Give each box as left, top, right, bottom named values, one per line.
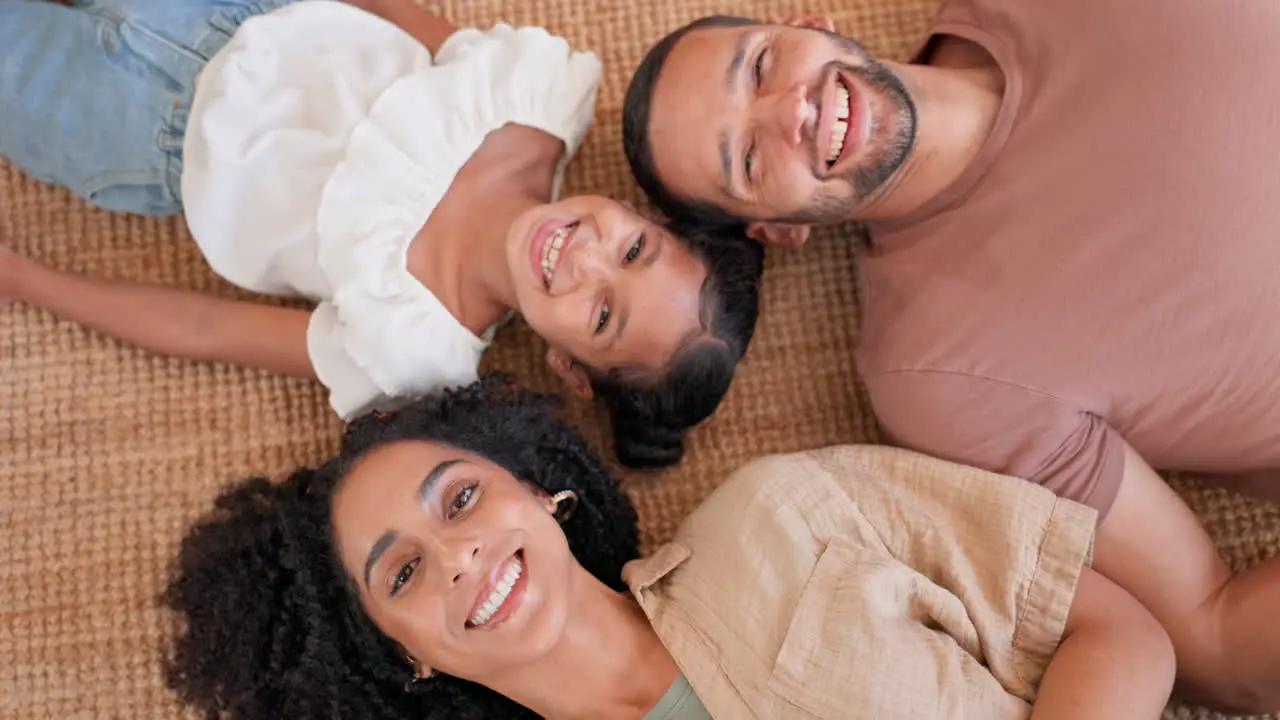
left=181, top=0, right=601, bottom=418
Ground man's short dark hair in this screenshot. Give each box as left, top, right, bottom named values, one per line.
left=622, top=15, right=761, bottom=229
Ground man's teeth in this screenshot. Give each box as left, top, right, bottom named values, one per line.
left=469, top=555, right=523, bottom=628
left=541, top=224, right=574, bottom=285
left=828, top=83, right=851, bottom=165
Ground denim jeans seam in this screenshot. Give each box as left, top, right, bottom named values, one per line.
left=80, top=168, right=179, bottom=198
left=73, top=3, right=193, bottom=207
left=167, top=0, right=298, bottom=202
left=84, top=0, right=297, bottom=209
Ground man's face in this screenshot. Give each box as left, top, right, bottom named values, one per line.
left=646, top=22, right=917, bottom=225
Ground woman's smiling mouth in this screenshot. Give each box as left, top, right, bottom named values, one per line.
left=466, top=550, right=527, bottom=629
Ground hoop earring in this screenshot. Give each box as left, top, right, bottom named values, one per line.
left=403, top=654, right=436, bottom=694
left=404, top=674, right=435, bottom=694
left=550, top=490, right=578, bottom=523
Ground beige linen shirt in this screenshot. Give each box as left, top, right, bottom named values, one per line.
left=624, top=445, right=1096, bottom=719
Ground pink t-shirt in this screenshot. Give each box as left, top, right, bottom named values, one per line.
left=859, top=0, right=1280, bottom=518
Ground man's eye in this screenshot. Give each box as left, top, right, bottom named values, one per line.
left=595, top=302, right=611, bottom=334
left=391, top=558, right=420, bottom=597
left=745, top=149, right=755, bottom=180
left=624, top=235, right=645, bottom=264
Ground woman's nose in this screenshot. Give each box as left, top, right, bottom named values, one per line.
left=430, top=536, right=481, bottom=586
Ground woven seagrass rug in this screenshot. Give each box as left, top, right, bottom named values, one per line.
left=2, top=0, right=1276, bottom=717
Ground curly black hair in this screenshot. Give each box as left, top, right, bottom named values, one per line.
left=164, top=376, right=640, bottom=719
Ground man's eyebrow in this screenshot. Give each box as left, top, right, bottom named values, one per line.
left=718, top=31, right=755, bottom=198
left=719, top=131, right=734, bottom=197
left=725, top=30, right=750, bottom=87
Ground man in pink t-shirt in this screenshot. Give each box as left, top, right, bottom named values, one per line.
left=623, top=0, right=1280, bottom=713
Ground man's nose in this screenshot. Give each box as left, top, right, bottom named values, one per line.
left=759, top=81, right=813, bottom=147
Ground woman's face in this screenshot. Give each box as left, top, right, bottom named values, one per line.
left=331, top=440, right=579, bottom=681
left=504, top=195, right=709, bottom=390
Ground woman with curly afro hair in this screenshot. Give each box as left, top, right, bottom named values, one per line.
left=165, top=375, right=1174, bottom=719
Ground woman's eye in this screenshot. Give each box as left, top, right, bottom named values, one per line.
left=745, top=148, right=755, bottom=180
left=624, top=234, right=645, bottom=264
left=391, top=558, right=420, bottom=597
left=754, top=48, right=766, bottom=86
left=448, top=482, right=478, bottom=518
left=595, top=301, right=612, bottom=334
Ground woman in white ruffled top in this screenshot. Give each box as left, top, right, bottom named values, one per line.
left=0, top=0, right=765, bottom=467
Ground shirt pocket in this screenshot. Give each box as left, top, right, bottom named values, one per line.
left=767, top=537, right=1029, bottom=720
left=767, top=537, right=870, bottom=718
left=767, top=538, right=950, bottom=720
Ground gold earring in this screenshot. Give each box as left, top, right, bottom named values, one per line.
left=403, top=654, right=436, bottom=693
left=550, top=490, right=578, bottom=523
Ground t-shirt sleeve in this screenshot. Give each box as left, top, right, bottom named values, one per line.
left=866, top=370, right=1126, bottom=519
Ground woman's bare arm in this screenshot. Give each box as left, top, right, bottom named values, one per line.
left=1032, top=567, right=1176, bottom=720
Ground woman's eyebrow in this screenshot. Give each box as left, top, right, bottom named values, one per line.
left=418, top=458, right=463, bottom=504
left=363, top=530, right=400, bottom=589
left=362, top=458, right=466, bottom=588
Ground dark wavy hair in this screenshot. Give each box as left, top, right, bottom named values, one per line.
left=593, top=219, right=764, bottom=469
left=164, top=376, right=640, bottom=719
left=623, top=16, right=762, bottom=227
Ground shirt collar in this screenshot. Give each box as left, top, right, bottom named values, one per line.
left=623, top=542, right=692, bottom=594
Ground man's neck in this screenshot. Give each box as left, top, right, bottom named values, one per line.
left=855, top=39, right=1005, bottom=222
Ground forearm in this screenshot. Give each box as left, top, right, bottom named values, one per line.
left=13, top=258, right=315, bottom=379
left=1031, top=568, right=1174, bottom=720
left=1211, top=557, right=1280, bottom=710
left=1093, top=443, right=1280, bottom=713
left=345, top=0, right=458, bottom=54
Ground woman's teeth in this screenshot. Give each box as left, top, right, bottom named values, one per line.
left=469, top=555, right=523, bottom=628
left=541, top=223, right=576, bottom=286
left=828, top=82, right=851, bottom=166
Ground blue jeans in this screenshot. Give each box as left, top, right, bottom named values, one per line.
left=0, top=0, right=294, bottom=216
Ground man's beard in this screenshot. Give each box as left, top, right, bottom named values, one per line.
left=779, top=33, right=917, bottom=224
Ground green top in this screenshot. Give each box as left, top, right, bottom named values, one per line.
left=641, top=673, right=712, bottom=720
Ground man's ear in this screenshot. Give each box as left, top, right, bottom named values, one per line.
left=545, top=347, right=594, bottom=399
left=746, top=221, right=812, bottom=248
left=773, top=14, right=836, bottom=33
